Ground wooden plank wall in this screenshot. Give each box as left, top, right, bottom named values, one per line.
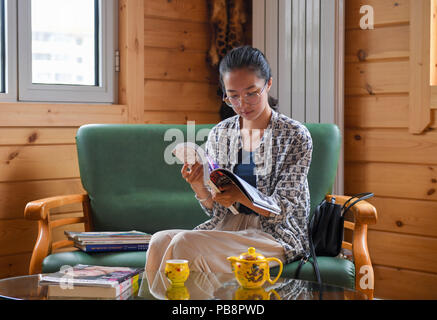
left=144, top=0, right=221, bottom=124
left=345, top=0, right=437, bottom=299
left=0, top=0, right=226, bottom=279
left=0, top=104, right=129, bottom=278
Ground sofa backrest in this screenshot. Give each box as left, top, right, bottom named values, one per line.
left=75, top=123, right=340, bottom=233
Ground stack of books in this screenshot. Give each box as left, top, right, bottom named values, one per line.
left=39, top=264, right=144, bottom=299
left=65, top=230, right=151, bottom=253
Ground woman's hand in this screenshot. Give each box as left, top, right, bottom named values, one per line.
left=211, top=183, right=245, bottom=208
left=181, top=161, right=204, bottom=189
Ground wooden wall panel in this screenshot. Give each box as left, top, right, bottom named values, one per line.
left=368, top=230, right=437, bottom=274
left=144, top=111, right=220, bottom=124
left=0, top=219, right=38, bottom=256
left=0, top=253, right=31, bottom=279
left=345, top=162, right=437, bottom=201
left=0, top=145, right=79, bottom=182
left=345, top=95, right=409, bottom=128
left=345, top=128, right=437, bottom=164
left=0, top=128, right=77, bottom=145
left=345, top=0, right=437, bottom=299
left=145, top=17, right=210, bottom=52
left=144, top=48, right=217, bottom=83
left=0, top=179, right=85, bottom=220
left=119, top=0, right=145, bottom=124
left=345, top=0, right=409, bottom=30
left=345, top=61, right=409, bottom=95
left=368, top=197, right=437, bottom=238
left=144, top=80, right=220, bottom=112
left=145, top=0, right=208, bottom=23
left=346, top=25, right=409, bottom=62
left=144, top=0, right=222, bottom=125
left=0, top=103, right=127, bottom=127
left=374, top=265, right=437, bottom=300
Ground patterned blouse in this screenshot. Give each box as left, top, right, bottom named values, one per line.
left=194, top=109, right=313, bottom=264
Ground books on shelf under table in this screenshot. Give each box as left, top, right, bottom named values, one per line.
left=39, top=264, right=144, bottom=298
left=172, top=142, right=281, bottom=215
left=64, top=230, right=151, bottom=252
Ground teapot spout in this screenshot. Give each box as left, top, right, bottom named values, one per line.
left=227, top=256, right=237, bottom=263
left=227, top=256, right=237, bottom=271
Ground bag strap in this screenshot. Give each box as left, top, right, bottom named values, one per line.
left=294, top=253, right=309, bottom=279
left=294, top=214, right=323, bottom=299
left=341, top=192, right=374, bottom=217
left=308, top=233, right=323, bottom=300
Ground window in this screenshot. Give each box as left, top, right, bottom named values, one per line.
left=0, top=0, right=5, bottom=93
left=0, top=0, right=117, bottom=103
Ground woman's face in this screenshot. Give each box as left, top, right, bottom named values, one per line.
left=222, top=68, right=271, bottom=121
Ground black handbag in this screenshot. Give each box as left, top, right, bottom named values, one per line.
left=295, top=192, right=374, bottom=290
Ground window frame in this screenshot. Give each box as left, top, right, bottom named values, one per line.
left=9, top=0, right=117, bottom=104
left=0, top=0, right=17, bottom=101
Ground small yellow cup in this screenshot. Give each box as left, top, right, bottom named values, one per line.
left=165, top=259, right=190, bottom=286
left=166, top=285, right=190, bottom=300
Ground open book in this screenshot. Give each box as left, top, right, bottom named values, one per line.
left=172, top=142, right=281, bottom=215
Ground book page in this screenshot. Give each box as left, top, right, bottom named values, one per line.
left=212, top=168, right=281, bottom=215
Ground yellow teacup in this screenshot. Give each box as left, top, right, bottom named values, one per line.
left=166, top=285, right=190, bottom=300
left=165, top=259, right=190, bottom=286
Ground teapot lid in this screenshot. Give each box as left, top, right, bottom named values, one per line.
left=239, top=247, right=265, bottom=261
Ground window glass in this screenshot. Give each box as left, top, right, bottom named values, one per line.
left=31, top=0, right=98, bottom=86
left=0, top=0, right=5, bottom=93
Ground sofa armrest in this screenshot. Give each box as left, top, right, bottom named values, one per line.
left=25, top=194, right=90, bottom=220
left=325, top=194, right=377, bottom=300
left=24, top=194, right=91, bottom=275
left=326, top=194, right=377, bottom=225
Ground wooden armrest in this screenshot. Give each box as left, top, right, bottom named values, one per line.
left=24, top=193, right=91, bottom=275
left=326, top=194, right=376, bottom=299
left=25, top=194, right=89, bottom=221
left=326, top=194, right=377, bottom=225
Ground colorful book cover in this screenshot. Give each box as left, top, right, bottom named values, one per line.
left=39, top=264, right=144, bottom=288
left=75, top=243, right=149, bottom=252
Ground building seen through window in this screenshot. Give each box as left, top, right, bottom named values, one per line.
left=31, top=0, right=97, bottom=86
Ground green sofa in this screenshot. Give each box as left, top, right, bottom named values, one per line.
left=25, top=123, right=377, bottom=299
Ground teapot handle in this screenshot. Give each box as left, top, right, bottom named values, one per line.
left=266, top=257, right=283, bottom=285
left=268, top=289, right=281, bottom=300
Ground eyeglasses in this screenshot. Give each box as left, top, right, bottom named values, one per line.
left=223, top=81, right=268, bottom=108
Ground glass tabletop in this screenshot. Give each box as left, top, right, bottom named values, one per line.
left=0, top=272, right=367, bottom=300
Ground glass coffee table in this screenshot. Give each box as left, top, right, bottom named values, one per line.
left=0, top=271, right=367, bottom=300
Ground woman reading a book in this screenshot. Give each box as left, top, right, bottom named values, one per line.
left=146, top=46, right=312, bottom=285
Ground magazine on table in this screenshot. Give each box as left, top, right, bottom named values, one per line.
left=39, top=264, right=144, bottom=287
left=172, top=142, right=281, bottom=215
left=39, top=264, right=143, bottom=298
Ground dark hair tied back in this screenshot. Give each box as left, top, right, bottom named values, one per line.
left=219, top=46, right=278, bottom=110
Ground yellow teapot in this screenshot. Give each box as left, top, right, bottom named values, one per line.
left=234, top=286, right=281, bottom=300
left=227, top=247, right=283, bottom=289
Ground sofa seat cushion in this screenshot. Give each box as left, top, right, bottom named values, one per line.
left=41, top=250, right=147, bottom=273
left=271, top=256, right=356, bottom=289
